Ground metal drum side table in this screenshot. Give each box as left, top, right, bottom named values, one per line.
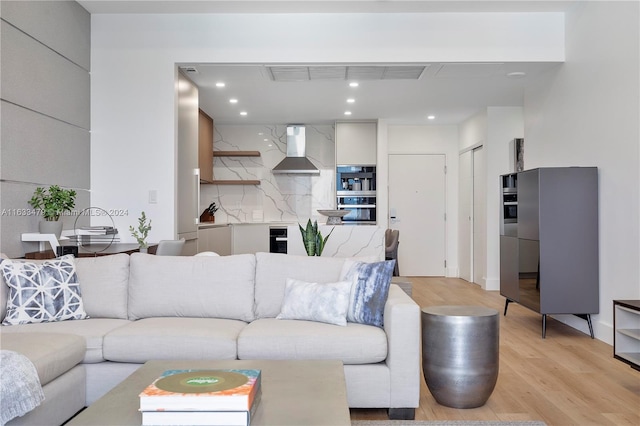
left=421, top=305, right=499, bottom=408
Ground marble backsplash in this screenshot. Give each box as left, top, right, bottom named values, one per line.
left=200, top=124, right=336, bottom=223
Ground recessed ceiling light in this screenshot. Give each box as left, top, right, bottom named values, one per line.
left=349, top=82, right=359, bottom=88
left=344, top=111, right=352, bottom=116
left=347, top=98, right=355, bottom=103
left=507, top=71, right=526, bottom=78
left=240, top=111, right=248, bottom=116
left=215, top=82, right=226, bottom=87
left=258, top=132, right=264, bottom=136
left=427, top=115, right=436, bottom=120
left=263, top=139, right=268, bottom=142
left=229, top=98, right=238, bottom=104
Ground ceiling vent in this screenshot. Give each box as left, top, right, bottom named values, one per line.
left=179, top=66, right=199, bottom=74
left=268, top=65, right=427, bottom=82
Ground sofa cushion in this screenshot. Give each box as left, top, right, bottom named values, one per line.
left=75, top=254, right=129, bottom=319
left=237, top=318, right=387, bottom=365
left=128, top=253, right=256, bottom=322
left=1, top=255, right=88, bottom=325
left=254, top=252, right=346, bottom=319
left=276, top=278, right=352, bottom=326
left=103, top=317, right=246, bottom=362
left=0, top=332, right=85, bottom=386
left=0, top=318, right=131, bottom=363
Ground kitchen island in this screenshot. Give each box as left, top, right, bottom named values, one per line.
left=287, top=224, right=384, bottom=260
left=198, top=222, right=383, bottom=260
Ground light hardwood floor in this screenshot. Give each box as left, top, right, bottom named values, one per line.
left=350, top=277, right=640, bottom=425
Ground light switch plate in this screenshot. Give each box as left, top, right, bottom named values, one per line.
left=148, top=190, right=158, bottom=204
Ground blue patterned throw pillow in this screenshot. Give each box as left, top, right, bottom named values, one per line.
left=340, top=259, right=395, bottom=327
left=1, top=255, right=88, bottom=325
left=276, top=278, right=352, bottom=326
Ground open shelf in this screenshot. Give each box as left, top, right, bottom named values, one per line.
left=206, top=180, right=261, bottom=185
left=213, top=151, right=261, bottom=157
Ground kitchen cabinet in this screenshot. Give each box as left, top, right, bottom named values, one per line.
left=232, top=224, right=269, bottom=254
left=198, top=109, right=214, bottom=183
left=613, top=300, right=640, bottom=371
left=176, top=71, right=199, bottom=255
left=500, top=167, right=599, bottom=338
left=198, top=225, right=232, bottom=256
left=336, top=121, right=377, bottom=165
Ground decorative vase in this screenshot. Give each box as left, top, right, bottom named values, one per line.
left=139, top=247, right=148, bottom=254
left=39, top=220, right=63, bottom=239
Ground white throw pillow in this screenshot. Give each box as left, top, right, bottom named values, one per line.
left=276, top=278, right=352, bottom=326
left=1, top=255, right=88, bottom=325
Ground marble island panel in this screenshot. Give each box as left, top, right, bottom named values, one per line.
left=287, top=224, right=384, bottom=260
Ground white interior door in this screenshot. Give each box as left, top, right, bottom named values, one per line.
left=458, top=150, right=472, bottom=281
left=388, top=154, right=446, bottom=276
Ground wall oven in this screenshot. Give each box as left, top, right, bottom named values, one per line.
left=337, top=194, right=376, bottom=223
left=336, top=165, right=376, bottom=224
left=269, top=227, right=288, bottom=253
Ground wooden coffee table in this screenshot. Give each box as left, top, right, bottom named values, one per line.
left=67, top=359, right=351, bottom=426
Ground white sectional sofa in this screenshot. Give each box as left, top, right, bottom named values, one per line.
left=0, top=252, right=421, bottom=425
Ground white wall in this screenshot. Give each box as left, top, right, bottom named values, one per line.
left=90, top=12, right=564, bottom=242
left=523, top=1, right=639, bottom=342
left=458, top=108, right=524, bottom=291
left=387, top=125, right=459, bottom=276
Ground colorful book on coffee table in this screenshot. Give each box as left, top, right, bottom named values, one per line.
left=139, top=369, right=261, bottom=412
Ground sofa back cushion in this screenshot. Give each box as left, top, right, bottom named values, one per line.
left=254, top=252, right=346, bottom=319
left=128, top=253, right=256, bottom=322
left=75, top=254, right=130, bottom=319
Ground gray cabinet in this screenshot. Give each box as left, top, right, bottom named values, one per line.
left=500, top=167, right=599, bottom=338
left=198, top=225, right=232, bottom=256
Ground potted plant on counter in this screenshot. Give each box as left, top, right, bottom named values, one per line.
left=28, top=185, right=77, bottom=238
left=299, top=219, right=334, bottom=256
left=130, top=211, right=152, bottom=252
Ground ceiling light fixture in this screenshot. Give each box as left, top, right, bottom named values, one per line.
left=240, top=111, right=248, bottom=116
left=344, top=111, right=352, bottom=116
left=349, top=82, right=359, bottom=87
left=215, top=82, right=226, bottom=87
left=427, top=115, right=435, bottom=120
left=347, top=98, right=355, bottom=103
left=229, top=98, right=238, bottom=104
left=507, top=71, right=526, bottom=78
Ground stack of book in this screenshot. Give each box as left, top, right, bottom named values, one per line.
left=79, top=226, right=118, bottom=235
left=139, top=369, right=262, bottom=426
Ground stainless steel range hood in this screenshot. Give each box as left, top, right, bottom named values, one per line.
left=272, top=125, right=320, bottom=174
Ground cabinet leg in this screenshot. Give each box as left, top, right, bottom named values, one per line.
left=504, top=299, right=512, bottom=316
left=542, top=314, right=547, bottom=339
left=575, top=314, right=595, bottom=339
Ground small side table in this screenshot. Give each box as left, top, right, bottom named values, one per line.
left=422, top=305, right=499, bottom=408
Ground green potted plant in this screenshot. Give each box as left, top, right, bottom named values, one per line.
left=28, top=185, right=77, bottom=238
left=299, top=219, right=334, bottom=256
left=130, top=211, right=152, bottom=252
